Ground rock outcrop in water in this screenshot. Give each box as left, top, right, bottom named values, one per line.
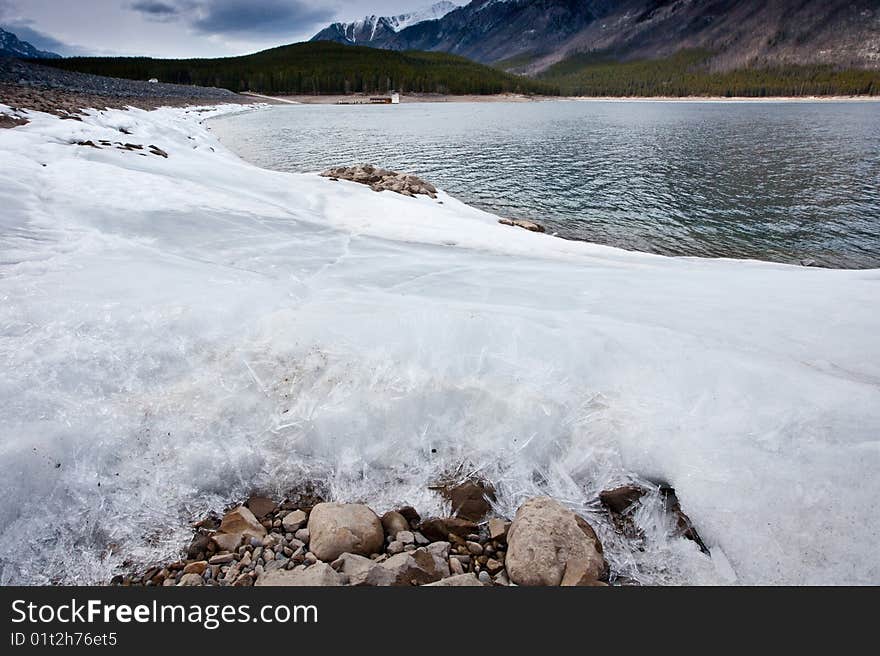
left=320, top=164, right=438, bottom=199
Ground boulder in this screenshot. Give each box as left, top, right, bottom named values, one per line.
left=255, top=562, right=345, bottom=586
left=307, top=503, right=384, bottom=561
left=424, top=573, right=485, bottom=587
left=506, top=497, right=605, bottom=586
left=211, top=505, right=266, bottom=552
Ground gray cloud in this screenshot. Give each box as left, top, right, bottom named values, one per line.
left=129, top=1, right=184, bottom=20
left=130, top=0, right=334, bottom=36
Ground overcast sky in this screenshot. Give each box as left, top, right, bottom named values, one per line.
left=0, top=0, right=445, bottom=58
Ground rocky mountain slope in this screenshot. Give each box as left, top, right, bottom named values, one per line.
left=0, top=27, right=60, bottom=59
left=311, top=2, right=459, bottom=46
left=311, top=0, right=880, bottom=73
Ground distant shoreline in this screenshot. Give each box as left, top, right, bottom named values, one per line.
left=259, top=92, right=880, bottom=105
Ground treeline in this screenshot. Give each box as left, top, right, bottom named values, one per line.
left=539, top=50, right=880, bottom=97
left=38, top=41, right=559, bottom=96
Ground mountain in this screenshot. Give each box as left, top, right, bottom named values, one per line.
left=39, top=41, right=557, bottom=96
left=311, top=0, right=880, bottom=74
left=311, top=2, right=459, bottom=46
left=0, top=27, right=61, bottom=59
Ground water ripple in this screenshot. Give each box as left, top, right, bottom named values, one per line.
left=212, top=101, right=880, bottom=268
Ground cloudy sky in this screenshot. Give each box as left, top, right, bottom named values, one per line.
left=0, top=0, right=443, bottom=57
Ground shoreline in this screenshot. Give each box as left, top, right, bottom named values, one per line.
left=1, top=103, right=878, bottom=585
left=265, top=92, right=880, bottom=104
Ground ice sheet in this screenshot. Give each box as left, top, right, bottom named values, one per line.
left=0, top=104, right=878, bottom=585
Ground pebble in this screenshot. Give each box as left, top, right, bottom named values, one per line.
left=466, top=541, right=483, bottom=555
left=295, top=528, right=310, bottom=542
left=387, top=541, right=404, bottom=555
left=478, top=571, right=492, bottom=585
left=397, top=530, right=415, bottom=545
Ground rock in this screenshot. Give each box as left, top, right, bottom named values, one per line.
left=256, top=562, right=346, bottom=587
left=332, top=553, right=396, bottom=586
left=379, top=549, right=450, bottom=586
left=659, top=485, right=709, bottom=554
left=488, top=518, right=510, bottom=541
left=437, top=480, right=497, bottom=522
left=506, top=497, right=605, bottom=586
left=419, top=517, right=479, bottom=542
left=387, top=541, right=404, bottom=555
left=397, top=530, right=415, bottom=545
left=186, top=532, right=212, bottom=560
left=148, top=145, right=168, bottom=158
left=478, top=571, right=493, bottom=585
left=465, top=541, right=483, bottom=555
left=177, top=573, right=204, bottom=586
left=426, top=541, right=451, bottom=560
left=381, top=511, right=409, bottom=538
left=485, top=558, right=503, bottom=575
left=307, top=503, right=384, bottom=561
left=294, top=528, right=310, bottom=543
left=282, top=509, right=308, bottom=533
left=449, top=557, right=464, bottom=575
left=498, top=218, right=545, bottom=233
left=424, top=573, right=486, bottom=587
left=396, top=506, right=421, bottom=525
left=208, top=553, right=235, bottom=565
left=598, top=485, right=646, bottom=515
left=182, top=560, right=208, bottom=575
left=211, top=505, right=266, bottom=552
left=245, top=495, right=276, bottom=519
left=320, top=165, right=438, bottom=199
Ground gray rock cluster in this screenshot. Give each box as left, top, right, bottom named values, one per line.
left=320, top=164, right=439, bottom=199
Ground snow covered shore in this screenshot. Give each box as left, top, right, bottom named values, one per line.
left=1, top=103, right=878, bottom=585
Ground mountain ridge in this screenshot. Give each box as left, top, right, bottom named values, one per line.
left=311, top=0, right=880, bottom=73
left=0, top=27, right=61, bottom=59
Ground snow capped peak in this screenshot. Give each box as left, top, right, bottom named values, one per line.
left=386, top=1, right=460, bottom=32
left=315, top=2, right=460, bottom=44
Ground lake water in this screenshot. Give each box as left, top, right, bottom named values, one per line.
left=211, top=100, right=880, bottom=268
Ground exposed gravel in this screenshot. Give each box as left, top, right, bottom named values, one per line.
left=0, top=56, right=251, bottom=117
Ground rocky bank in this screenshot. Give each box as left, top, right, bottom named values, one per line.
left=112, top=480, right=705, bottom=587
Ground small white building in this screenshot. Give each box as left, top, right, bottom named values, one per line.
left=391, top=92, right=400, bottom=104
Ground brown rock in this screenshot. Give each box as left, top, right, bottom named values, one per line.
left=255, top=562, right=345, bottom=586
left=488, top=518, right=510, bottom=541
left=281, top=509, right=308, bottom=533
left=307, top=503, right=384, bottom=561
left=245, top=495, right=277, bottom=519
left=424, top=573, right=486, bottom=587
left=437, top=480, right=497, bottom=522
left=381, top=511, right=410, bottom=538
left=598, top=485, right=647, bottom=514
left=506, top=497, right=605, bottom=586
left=177, top=573, right=204, bottom=586
left=419, top=517, right=478, bottom=542
left=182, top=561, right=208, bottom=575
left=211, top=505, right=266, bottom=552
